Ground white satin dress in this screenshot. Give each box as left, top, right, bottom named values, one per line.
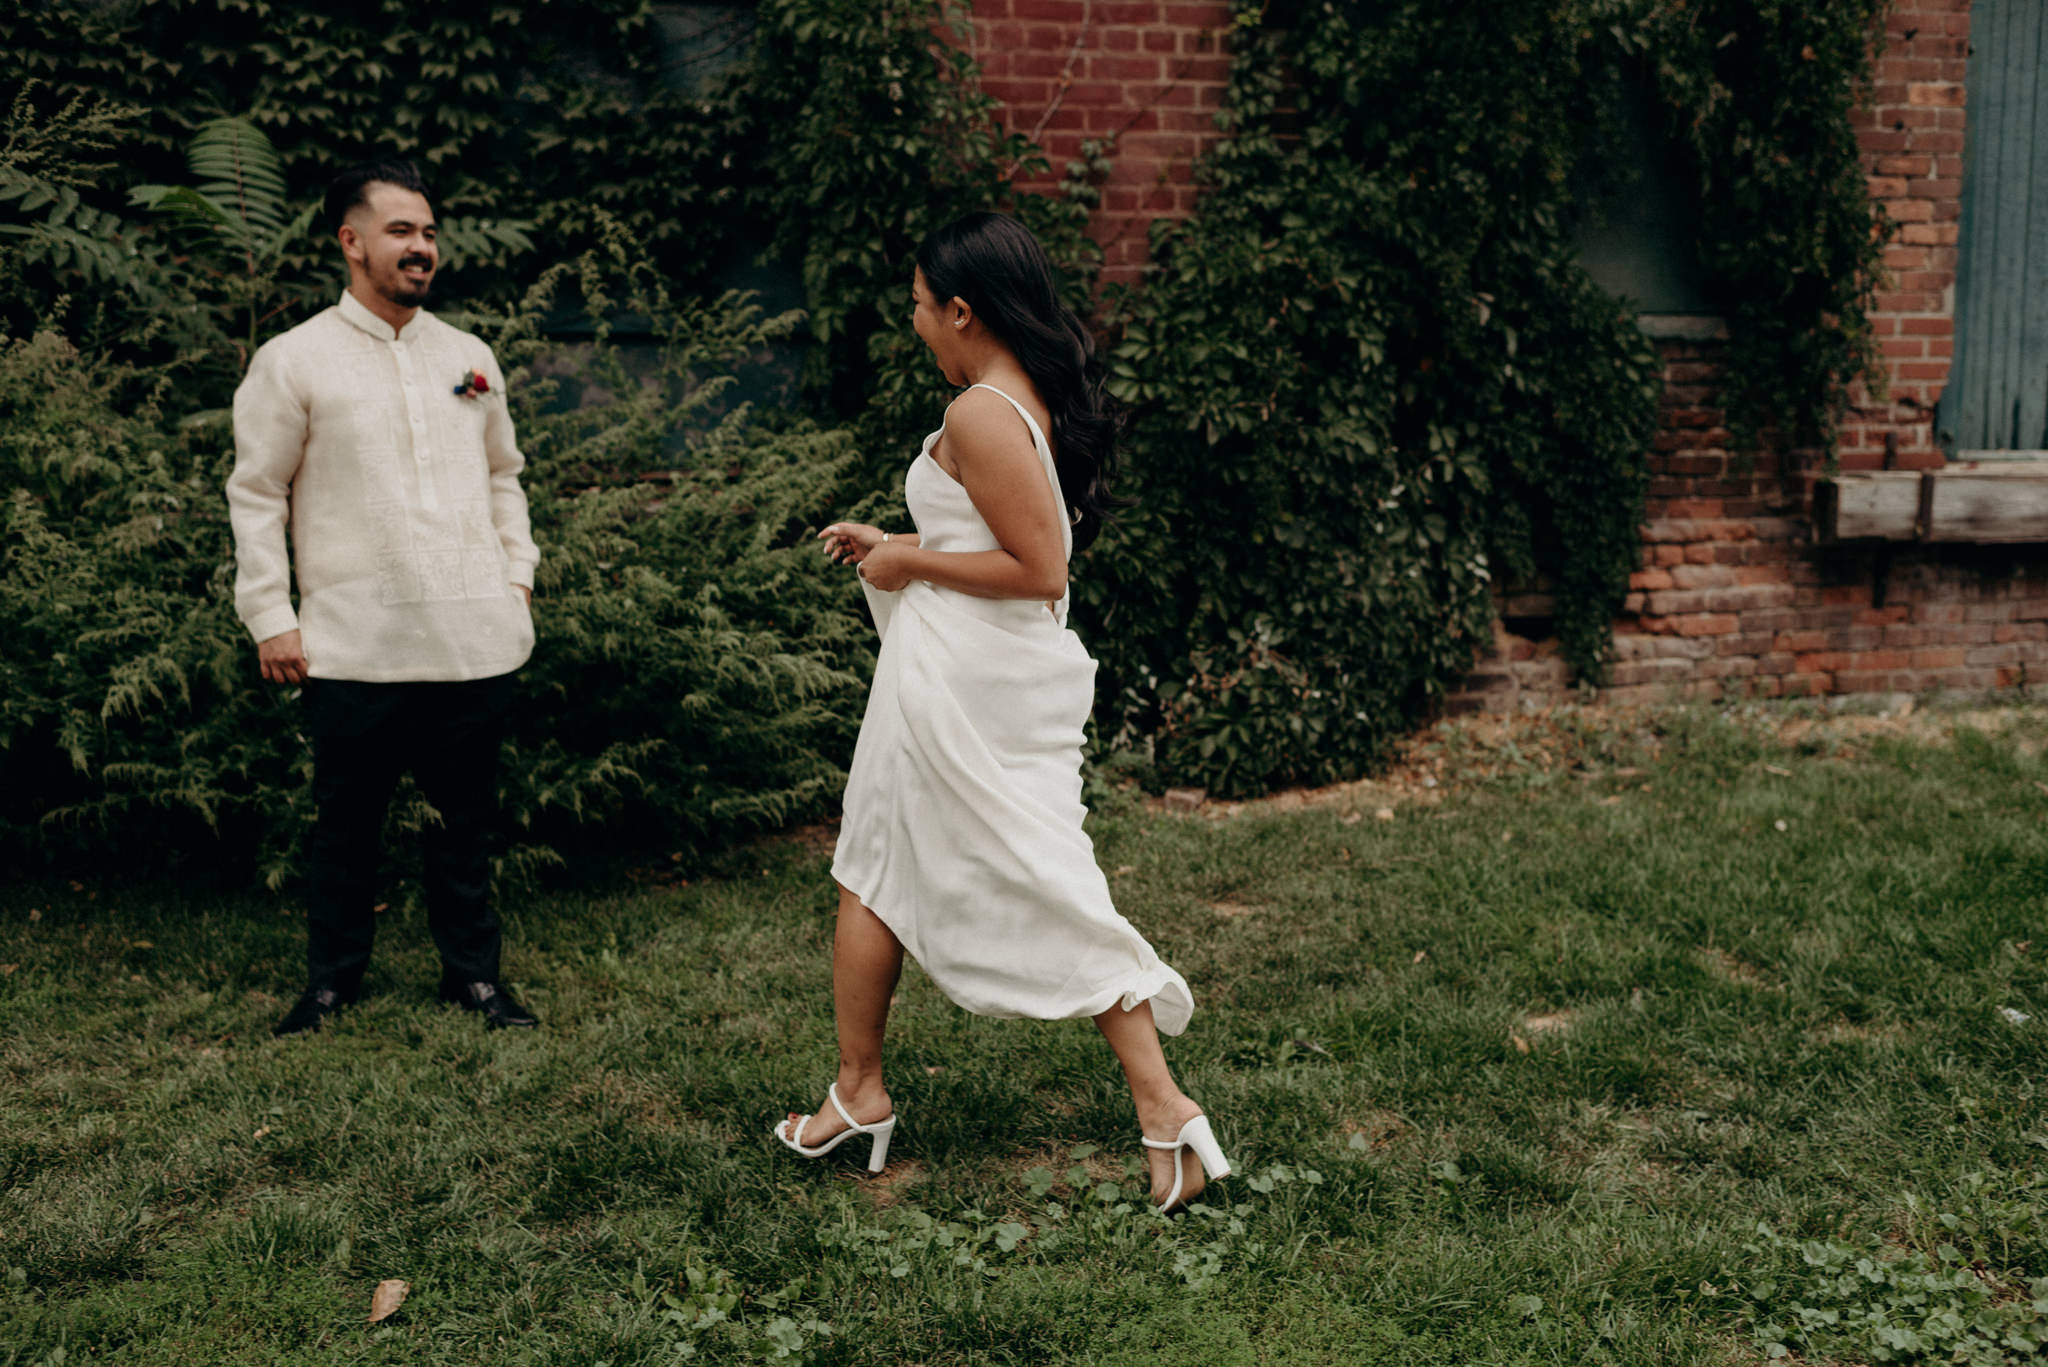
left=830, top=384, right=1194, bottom=1035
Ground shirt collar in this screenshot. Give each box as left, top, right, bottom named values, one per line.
left=336, top=289, right=427, bottom=342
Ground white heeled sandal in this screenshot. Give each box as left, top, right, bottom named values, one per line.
left=773, top=1083, right=897, bottom=1173
left=1142, top=1113, right=1231, bottom=1213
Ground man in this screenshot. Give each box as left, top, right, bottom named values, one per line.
left=228, top=160, right=541, bottom=1036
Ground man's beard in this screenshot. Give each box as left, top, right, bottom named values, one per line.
left=381, top=258, right=434, bottom=306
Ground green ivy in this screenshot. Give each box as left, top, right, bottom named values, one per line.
left=1080, top=0, right=1886, bottom=795
left=1643, top=0, right=1891, bottom=455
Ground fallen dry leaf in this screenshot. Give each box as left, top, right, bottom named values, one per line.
left=1524, top=1011, right=1575, bottom=1034
left=368, top=1279, right=409, bottom=1324
left=1764, top=764, right=1792, bottom=777
left=252, top=1126, right=271, bottom=1141
left=1501, top=829, right=1514, bottom=842
left=1342, top=810, right=1364, bottom=825
left=1374, top=807, right=1395, bottom=822
left=26, top=909, right=40, bottom=922
left=2036, top=781, right=2048, bottom=797
left=1601, top=795, right=1624, bottom=806
left=131, top=940, right=153, bottom=950
left=1774, top=820, right=1789, bottom=832
left=1511, top=1034, right=1531, bottom=1054
left=1113, top=865, right=1136, bottom=877
left=1412, top=949, right=1428, bottom=964
left=0, top=964, right=15, bottom=976
left=371, top=903, right=388, bottom=914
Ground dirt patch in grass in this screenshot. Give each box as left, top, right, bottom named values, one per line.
left=1145, top=699, right=2048, bottom=819
left=1522, top=1010, right=1577, bottom=1035
left=1695, top=947, right=1784, bottom=994
left=861, top=1157, right=925, bottom=1207
left=1341, top=1111, right=1411, bottom=1151
left=1809, top=1018, right=1907, bottom=1046
left=1209, top=899, right=1261, bottom=919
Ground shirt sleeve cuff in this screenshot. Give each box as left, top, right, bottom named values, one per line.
left=244, top=604, right=300, bottom=644
left=507, top=560, right=537, bottom=590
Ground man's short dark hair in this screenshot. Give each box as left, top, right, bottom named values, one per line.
left=324, top=161, right=436, bottom=237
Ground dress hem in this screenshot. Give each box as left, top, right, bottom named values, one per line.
left=830, top=865, right=1193, bottom=1036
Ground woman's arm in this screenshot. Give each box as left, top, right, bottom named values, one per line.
left=858, top=389, right=1067, bottom=600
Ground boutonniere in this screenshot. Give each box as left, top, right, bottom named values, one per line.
left=452, top=368, right=492, bottom=399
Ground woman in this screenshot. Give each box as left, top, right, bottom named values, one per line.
left=774, top=212, right=1228, bottom=1213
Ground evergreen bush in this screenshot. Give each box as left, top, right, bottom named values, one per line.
left=1, top=222, right=870, bottom=882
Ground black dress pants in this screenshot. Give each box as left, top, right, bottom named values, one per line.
left=302, top=672, right=517, bottom=996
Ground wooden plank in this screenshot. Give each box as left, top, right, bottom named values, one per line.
left=1924, top=461, right=2048, bottom=543
left=1817, top=471, right=1924, bottom=541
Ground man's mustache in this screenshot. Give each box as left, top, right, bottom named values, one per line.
left=398, top=256, right=434, bottom=271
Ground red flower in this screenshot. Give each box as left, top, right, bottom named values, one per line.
left=471, top=371, right=490, bottom=393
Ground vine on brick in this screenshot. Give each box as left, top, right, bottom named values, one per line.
left=1082, top=0, right=1887, bottom=794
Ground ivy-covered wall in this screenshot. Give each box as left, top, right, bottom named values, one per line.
left=1442, top=0, right=2048, bottom=710
left=964, top=0, right=2047, bottom=718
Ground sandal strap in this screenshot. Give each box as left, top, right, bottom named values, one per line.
left=1141, top=1134, right=1181, bottom=1150
left=827, top=1082, right=870, bottom=1134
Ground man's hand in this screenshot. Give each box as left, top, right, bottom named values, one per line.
left=258, top=629, right=309, bottom=685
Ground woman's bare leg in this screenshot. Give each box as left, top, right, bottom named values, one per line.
left=1093, top=999, right=1208, bottom=1205
left=781, top=883, right=902, bottom=1146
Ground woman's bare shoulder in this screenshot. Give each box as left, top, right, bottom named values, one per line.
left=943, top=386, right=1041, bottom=465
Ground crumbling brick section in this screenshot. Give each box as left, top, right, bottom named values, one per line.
left=1453, top=335, right=2048, bottom=714
left=963, top=0, right=1236, bottom=289
left=1450, top=0, right=2048, bottom=713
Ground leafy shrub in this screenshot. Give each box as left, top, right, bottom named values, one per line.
left=1, top=241, right=872, bottom=884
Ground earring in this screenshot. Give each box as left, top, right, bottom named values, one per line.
left=954, top=320, right=965, bottom=329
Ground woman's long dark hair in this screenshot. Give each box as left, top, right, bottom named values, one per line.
left=915, top=212, right=1126, bottom=552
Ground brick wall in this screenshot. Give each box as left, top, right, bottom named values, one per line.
left=963, top=0, right=1235, bottom=287
left=1450, top=0, right=2048, bottom=713
left=957, top=0, right=2047, bottom=712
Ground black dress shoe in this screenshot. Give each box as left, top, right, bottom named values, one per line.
left=273, top=987, right=348, bottom=1037
left=438, top=978, right=539, bottom=1030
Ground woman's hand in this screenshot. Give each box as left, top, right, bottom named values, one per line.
left=857, top=541, right=916, bottom=592
left=819, top=522, right=885, bottom=566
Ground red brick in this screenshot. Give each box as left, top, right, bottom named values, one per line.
left=1087, top=55, right=1167, bottom=80
left=1011, top=0, right=1089, bottom=19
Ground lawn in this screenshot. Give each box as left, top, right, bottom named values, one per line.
left=4, top=703, right=2046, bottom=1366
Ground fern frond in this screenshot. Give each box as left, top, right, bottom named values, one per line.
left=130, top=117, right=295, bottom=259
left=185, top=116, right=290, bottom=242
left=437, top=217, right=537, bottom=271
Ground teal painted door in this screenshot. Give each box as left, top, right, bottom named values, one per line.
left=1940, top=0, right=2048, bottom=458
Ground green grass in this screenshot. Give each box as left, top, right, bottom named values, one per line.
left=4, top=703, right=2047, bottom=1365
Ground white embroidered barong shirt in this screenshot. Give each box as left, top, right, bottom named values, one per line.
left=227, top=290, right=539, bottom=682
